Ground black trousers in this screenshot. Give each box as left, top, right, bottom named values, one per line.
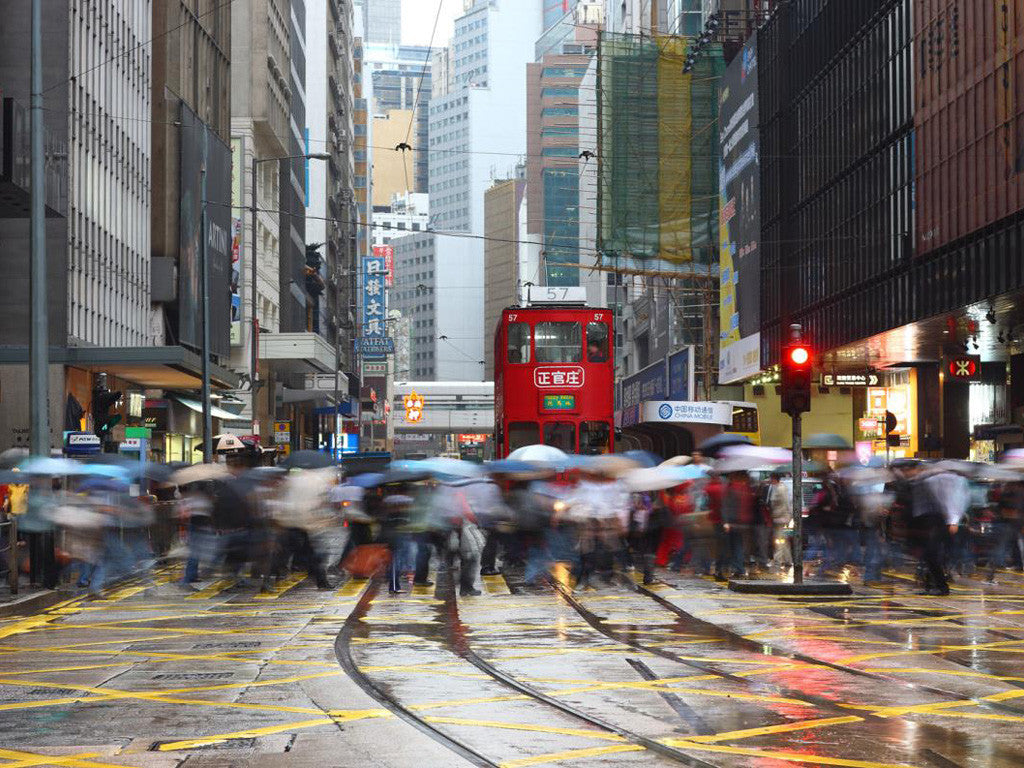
left=921, top=517, right=949, bottom=594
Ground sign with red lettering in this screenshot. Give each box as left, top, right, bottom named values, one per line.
left=533, top=366, right=585, bottom=389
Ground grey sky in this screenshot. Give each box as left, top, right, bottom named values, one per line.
left=401, top=0, right=463, bottom=48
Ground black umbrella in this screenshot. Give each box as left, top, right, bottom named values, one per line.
left=0, top=448, right=29, bottom=470
left=697, top=433, right=753, bottom=458
left=280, top=450, right=333, bottom=470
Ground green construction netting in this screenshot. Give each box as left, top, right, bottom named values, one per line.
left=598, top=32, right=724, bottom=273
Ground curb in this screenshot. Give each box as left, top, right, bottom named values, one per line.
left=0, top=589, right=72, bottom=618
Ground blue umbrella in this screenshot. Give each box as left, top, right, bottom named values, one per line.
left=76, top=476, right=129, bottom=493
left=484, top=459, right=539, bottom=475
left=346, top=472, right=385, bottom=488
left=621, top=449, right=661, bottom=468
left=78, top=463, right=131, bottom=480
left=17, top=456, right=87, bottom=476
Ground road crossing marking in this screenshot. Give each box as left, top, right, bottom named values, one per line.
left=665, top=740, right=917, bottom=768
left=422, top=715, right=626, bottom=741
left=681, top=715, right=865, bottom=743
left=337, top=577, right=368, bottom=596
left=482, top=574, right=511, bottom=595
left=0, top=748, right=135, bottom=768
left=499, top=744, right=646, bottom=768
left=254, top=572, right=307, bottom=599
left=185, top=578, right=236, bottom=600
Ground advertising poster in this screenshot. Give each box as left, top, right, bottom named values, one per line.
left=230, top=137, right=243, bottom=346
left=179, top=103, right=232, bottom=358
left=717, top=33, right=761, bottom=383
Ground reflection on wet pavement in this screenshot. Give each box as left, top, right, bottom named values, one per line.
left=1, top=567, right=1024, bottom=766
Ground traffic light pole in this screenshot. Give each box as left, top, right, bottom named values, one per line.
left=791, top=412, right=803, bottom=585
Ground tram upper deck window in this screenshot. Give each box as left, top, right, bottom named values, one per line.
left=586, top=322, right=609, bottom=362
left=535, top=322, right=581, bottom=363
left=507, top=322, right=531, bottom=363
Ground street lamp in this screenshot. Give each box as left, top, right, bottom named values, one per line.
left=250, top=152, right=331, bottom=437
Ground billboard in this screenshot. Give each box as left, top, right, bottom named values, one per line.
left=717, top=33, right=761, bottom=384
left=179, top=104, right=232, bottom=358
left=620, top=360, right=666, bottom=427
left=230, top=137, right=243, bottom=346
left=361, top=254, right=387, bottom=359
left=667, top=346, right=695, bottom=402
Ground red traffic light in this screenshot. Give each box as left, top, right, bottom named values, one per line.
left=788, top=345, right=810, bottom=366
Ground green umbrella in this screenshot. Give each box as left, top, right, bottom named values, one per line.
left=803, top=433, right=852, bottom=450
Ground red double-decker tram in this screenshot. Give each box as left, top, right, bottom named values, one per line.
left=494, top=302, right=614, bottom=457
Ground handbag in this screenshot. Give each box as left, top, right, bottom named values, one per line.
left=341, top=544, right=391, bottom=577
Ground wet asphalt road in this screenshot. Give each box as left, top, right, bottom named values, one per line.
left=2, top=565, right=1024, bottom=767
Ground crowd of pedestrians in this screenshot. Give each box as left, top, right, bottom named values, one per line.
left=2, top=448, right=1023, bottom=597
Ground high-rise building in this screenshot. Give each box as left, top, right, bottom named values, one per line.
left=427, top=0, right=544, bottom=380
left=483, top=177, right=531, bottom=380
left=355, top=0, right=402, bottom=45
left=527, top=3, right=601, bottom=288
left=306, top=0, right=358, bottom=387
left=365, top=44, right=432, bottom=196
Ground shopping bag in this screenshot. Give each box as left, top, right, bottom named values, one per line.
left=341, top=544, right=391, bottom=577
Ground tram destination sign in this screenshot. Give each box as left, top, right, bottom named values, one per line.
left=821, top=372, right=879, bottom=387
left=542, top=394, right=576, bottom=411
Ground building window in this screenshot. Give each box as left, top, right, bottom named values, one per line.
left=542, top=106, right=578, bottom=117
left=541, top=87, right=579, bottom=97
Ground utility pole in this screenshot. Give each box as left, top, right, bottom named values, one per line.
left=29, top=0, right=49, bottom=457
left=250, top=153, right=259, bottom=436
left=791, top=412, right=803, bottom=584
left=200, top=154, right=213, bottom=463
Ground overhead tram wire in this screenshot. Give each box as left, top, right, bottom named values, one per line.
left=404, top=0, right=445, bottom=146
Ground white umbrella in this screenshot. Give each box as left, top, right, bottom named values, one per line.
left=718, top=444, right=792, bottom=464
left=507, top=444, right=569, bottom=467
left=714, top=455, right=773, bottom=474
left=170, top=463, right=231, bottom=485
left=582, top=454, right=642, bottom=477
left=659, top=455, right=692, bottom=467
left=212, top=434, right=246, bottom=452
left=624, top=464, right=708, bottom=492
left=975, top=464, right=1022, bottom=482
left=1001, top=448, right=1024, bottom=467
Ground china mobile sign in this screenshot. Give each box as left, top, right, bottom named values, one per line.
left=534, top=366, right=585, bottom=388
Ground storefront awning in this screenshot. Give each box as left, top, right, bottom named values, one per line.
left=0, top=345, right=239, bottom=389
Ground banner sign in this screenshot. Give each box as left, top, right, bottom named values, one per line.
left=362, top=255, right=387, bottom=359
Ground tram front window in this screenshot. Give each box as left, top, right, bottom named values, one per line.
left=535, top=322, right=581, bottom=363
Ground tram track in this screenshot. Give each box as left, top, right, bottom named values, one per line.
left=335, top=572, right=720, bottom=768
left=548, top=575, right=1024, bottom=766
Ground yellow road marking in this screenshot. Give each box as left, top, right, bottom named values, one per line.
left=499, top=744, right=646, bottom=768
left=666, top=739, right=917, bottom=768
left=684, top=715, right=864, bottom=743
left=338, top=578, right=369, bottom=596
left=423, top=716, right=625, bottom=741
left=836, top=637, right=1024, bottom=664
left=0, top=749, right=131, bottom=768
left=156, top=718, right=335, bottom=751
left=185, top=578, right=236, bottom=600
left=155, top=709, right=392, bottom=751
left=482, top=574, right=511, bottom=596
left=253, top=572, right=307, bottom=599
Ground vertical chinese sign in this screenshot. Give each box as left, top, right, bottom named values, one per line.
left=362, top=254, right=387, bottom=359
